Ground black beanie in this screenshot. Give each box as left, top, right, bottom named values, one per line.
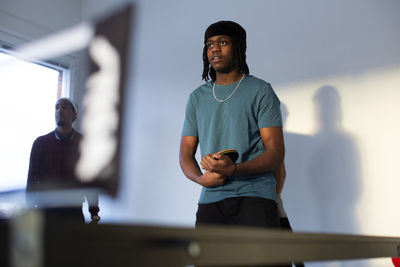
left=204, top=21, right=246, bottom=46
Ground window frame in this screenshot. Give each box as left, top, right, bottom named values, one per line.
left=0, top=30, right=78, bottom=100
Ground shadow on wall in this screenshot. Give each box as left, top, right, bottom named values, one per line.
left=282, top=85, right=362, bottom=234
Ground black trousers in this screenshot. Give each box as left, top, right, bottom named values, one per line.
left=196, top=197, right=292, bottom=267
left=196, top=197, right=279, bottom=228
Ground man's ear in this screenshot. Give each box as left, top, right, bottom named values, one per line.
left=72, top=112, right=77, bottom=122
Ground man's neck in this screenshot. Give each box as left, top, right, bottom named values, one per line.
left=56, top=126, right=73, bottom=137
left=215, top=70, right=243, bottom=85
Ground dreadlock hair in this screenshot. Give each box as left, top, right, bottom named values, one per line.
left=201, top=21, right=250, bottom=82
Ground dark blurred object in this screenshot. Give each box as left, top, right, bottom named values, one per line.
left=75, top=5, right=133, bottom=197
left=0, top=219, right=10, bottom=267
left=7, top=212, right=400, bottom=267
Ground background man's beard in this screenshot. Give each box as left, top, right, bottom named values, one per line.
left=57, top=121, right=66, bottom=127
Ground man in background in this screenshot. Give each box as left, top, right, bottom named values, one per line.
left=26, top=98, right=100, bottom=223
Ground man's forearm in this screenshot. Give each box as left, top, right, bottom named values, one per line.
left=235, top=148, right=284, bottom=176
left=180, top=155, right=203, bottom=184
left=180, top=156, right=226, bottom=187
left=274, top=162, right=286, bottom=196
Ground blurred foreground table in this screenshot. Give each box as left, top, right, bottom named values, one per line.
left=1, top=210, right=400, bottom=267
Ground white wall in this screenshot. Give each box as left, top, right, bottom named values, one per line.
left=92, top=0, right=400, bottom=233
left=2, top=0, right=400, bottom=265
left=110, top=2, right=400, bottom=265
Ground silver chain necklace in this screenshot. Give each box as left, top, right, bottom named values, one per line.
left=212, top=74, right=245, bottom=103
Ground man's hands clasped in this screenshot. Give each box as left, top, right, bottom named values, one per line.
left=200, top=171, right=226, bottom=187
left=199, top=153, right=236, bottom=187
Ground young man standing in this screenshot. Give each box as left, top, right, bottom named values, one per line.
left=180, top=21, right=285, bottom=229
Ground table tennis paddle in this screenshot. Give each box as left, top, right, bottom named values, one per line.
left=211, top=149, right=239, bottom=163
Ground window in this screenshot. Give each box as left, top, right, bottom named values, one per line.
left=0, top=50, right=70, bottom=191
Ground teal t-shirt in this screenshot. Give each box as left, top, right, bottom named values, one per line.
left=182, top=75, right=282, bottom=204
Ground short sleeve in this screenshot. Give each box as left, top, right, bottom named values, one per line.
left=257, top=84, right=282, bottom=129
left=181, top=93, right=198, bottom=136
